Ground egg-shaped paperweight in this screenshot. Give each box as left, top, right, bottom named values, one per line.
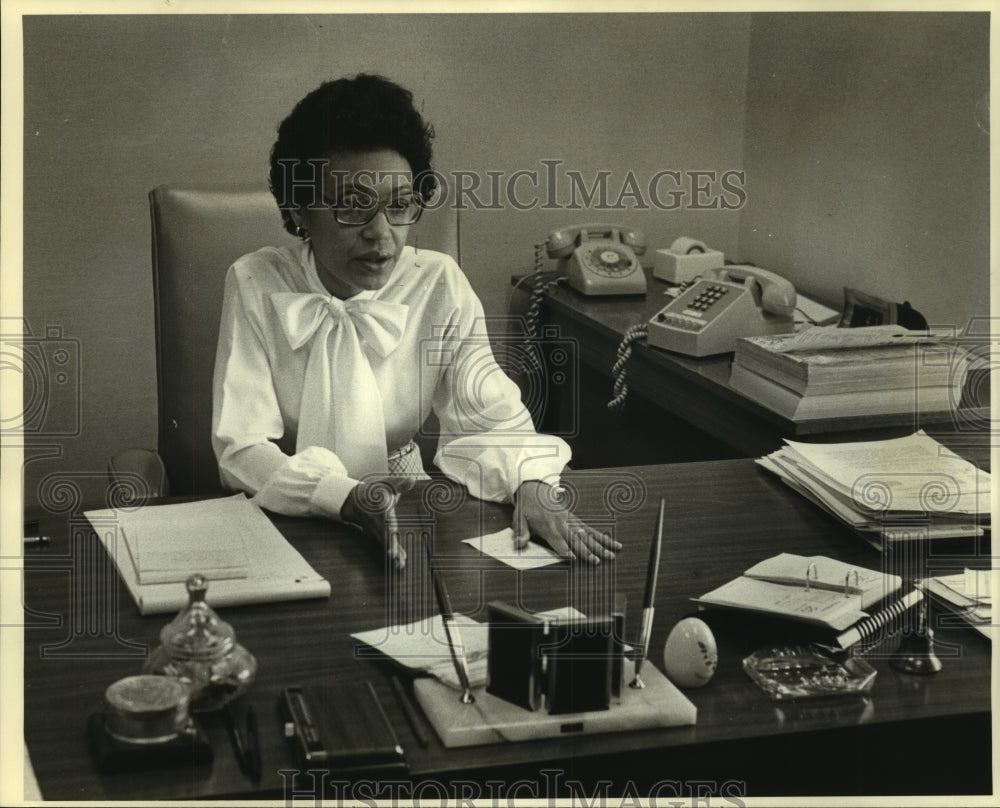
left=142, top=573, right=257, bottom=711
left=663, top=617, right=717, bottom=688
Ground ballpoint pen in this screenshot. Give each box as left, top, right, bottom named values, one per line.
left=224, top=703, right=261, bottom=781
left=630, top=497, right=665, bottom=689
left=245, top=706, right=262, bottom=781
left=431, top=567, right=476, bottom=704
left=367, top=681, right=405, bottom=756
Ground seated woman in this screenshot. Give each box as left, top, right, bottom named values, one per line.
left=212, top=73, right=618, bottom=569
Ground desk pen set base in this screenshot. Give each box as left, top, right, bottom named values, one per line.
left=414, top=601, right=697, bottom=748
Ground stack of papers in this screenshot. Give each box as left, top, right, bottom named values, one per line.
left=918, top=570, right=992, bottom=640
left=757, top=431, right=991, bottom=549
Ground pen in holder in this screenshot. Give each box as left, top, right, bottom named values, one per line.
left=428, top=554, right=475, bottom=705
left=630, top=498, right=665, bottom=690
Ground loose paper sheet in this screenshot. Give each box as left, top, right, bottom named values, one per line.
left=352, top=614, right=490, bottom=690
left=462, top=528, right=564, bottom=570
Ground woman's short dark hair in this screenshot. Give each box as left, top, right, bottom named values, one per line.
left=269, top=73, right=437, bottom=235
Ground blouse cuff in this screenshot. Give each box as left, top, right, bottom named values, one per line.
left=436, top=436, right=571, bottom=503
left=248, top=445, right=359, bottom=521
left=309, top=473, right=362, bottom=520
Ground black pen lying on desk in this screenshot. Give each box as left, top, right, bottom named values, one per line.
left=391, top=675, right=429, bottom=748
left=630, top=497, right=665, bottom=689
left=224, top=704, right=262, bottom=781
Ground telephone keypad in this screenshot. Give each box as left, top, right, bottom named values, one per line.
left=687, top=284, right=729, bottom=312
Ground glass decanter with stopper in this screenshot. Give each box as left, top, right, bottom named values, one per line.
left=143, top=573, right=257, bottom=711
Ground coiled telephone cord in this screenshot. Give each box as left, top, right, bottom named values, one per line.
left=607, top=323, right=648, bottom=411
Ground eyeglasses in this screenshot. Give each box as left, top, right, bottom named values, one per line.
left=321, top=192, right=424, bottom=227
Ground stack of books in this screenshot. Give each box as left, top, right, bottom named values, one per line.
left=729, top=325, right=969, bottom=422
left=757, top=431, right=991, bottom=549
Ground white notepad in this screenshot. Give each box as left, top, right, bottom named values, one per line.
left=118, top=498, right=251, bottom=584
left=85, top=494, right=330, bottom=615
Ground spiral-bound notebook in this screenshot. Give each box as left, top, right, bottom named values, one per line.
left=693, top=553, right=919, bottom=650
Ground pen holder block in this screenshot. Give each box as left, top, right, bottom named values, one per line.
left=485, top=602, right=622, bottom=715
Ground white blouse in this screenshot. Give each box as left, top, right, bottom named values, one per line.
left=212, top=241, right=570, bottom=519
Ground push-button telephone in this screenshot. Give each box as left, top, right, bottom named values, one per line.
left=647, top=265, right=797, bottom=357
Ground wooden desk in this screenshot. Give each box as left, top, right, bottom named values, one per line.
left=22, top=461, right=991, bottom=800
left=511, top=269, right=990, bottom=465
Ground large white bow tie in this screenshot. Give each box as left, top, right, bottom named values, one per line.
left=271, top=293, right=408, bottom=357
left=269, top=292, right=409, bottom=478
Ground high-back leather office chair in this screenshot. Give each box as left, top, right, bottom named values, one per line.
left=132, top=184, right=460, bottom=497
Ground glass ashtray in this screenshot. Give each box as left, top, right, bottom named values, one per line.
left=743, top=644, right=877, bottom=700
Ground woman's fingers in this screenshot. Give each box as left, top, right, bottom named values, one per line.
left=550, top=518, right=620, bottom=564
left=384, top=494, right=405, bottom=571
left=512, top=498, right=532, bottom=550
left=565, top=526, right=604, bottom=564
left=386, top=529, right=406, bottom=571
left=344, top=481, right=407, bottom=571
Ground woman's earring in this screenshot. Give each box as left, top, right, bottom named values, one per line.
left=295, top=225, right=309, bottom=240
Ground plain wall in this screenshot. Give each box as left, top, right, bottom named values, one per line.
left=21, top=13, right=751, bottom=508
left=738, top=12, right=989, bottom=324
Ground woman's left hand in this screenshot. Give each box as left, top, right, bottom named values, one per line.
left=512, top=480, right=621, bottom=564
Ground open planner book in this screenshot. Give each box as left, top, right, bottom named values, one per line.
left=693, top=553, right=919, bottom=650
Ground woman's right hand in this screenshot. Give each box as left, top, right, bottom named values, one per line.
left=341, top=477, right=415, bottom=571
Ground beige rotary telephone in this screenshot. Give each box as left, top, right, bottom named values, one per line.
left=647, top=265, right=797, bottom=356
left=547, top=223, right=647, bottom=296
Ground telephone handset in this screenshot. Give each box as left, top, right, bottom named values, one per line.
left=708, top=265, right=796, bottom=318
left=547, top=223, right=647, bottom=296
left=647, top=264, right=797, bottom=357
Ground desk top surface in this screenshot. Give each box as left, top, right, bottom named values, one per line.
left=22, top=460, right=992, bottom=800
